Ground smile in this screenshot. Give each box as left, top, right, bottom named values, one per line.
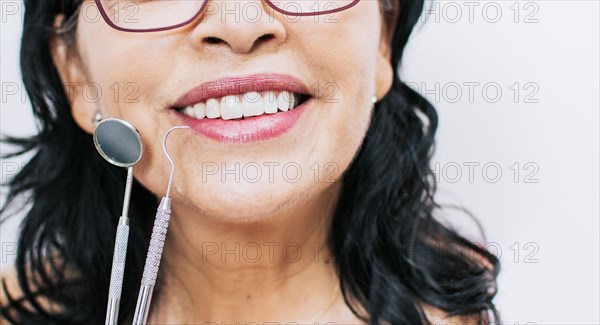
left=175, top=90, right=310, bottom=120
left=170, top=74, right=314, bottom=143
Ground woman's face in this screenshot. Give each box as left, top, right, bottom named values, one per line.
left=53, top=0, right=393, bottom=222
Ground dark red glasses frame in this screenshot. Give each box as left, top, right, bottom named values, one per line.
left=94, top=0, right=361, bottom=33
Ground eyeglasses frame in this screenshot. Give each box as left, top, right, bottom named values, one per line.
left=94, top=0, right=361, bottom=33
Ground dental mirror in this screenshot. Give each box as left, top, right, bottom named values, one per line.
left=93, top=118, right=143, bottom=325
left=94, top=118, right=143, bottom=167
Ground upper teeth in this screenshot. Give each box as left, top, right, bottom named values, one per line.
left=180, top=90, right=301, bottom=120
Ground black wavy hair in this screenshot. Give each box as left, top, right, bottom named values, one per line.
left=1, top=0, right=500, bottom=323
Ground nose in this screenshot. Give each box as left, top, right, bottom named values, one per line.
left=189, top=0, right=287, bottom=55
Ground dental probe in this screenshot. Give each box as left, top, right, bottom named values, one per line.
left=132, top=126, right=190, bottom=325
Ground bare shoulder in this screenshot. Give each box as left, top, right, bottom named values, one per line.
left=422, top=303, right=486, bottom=325
left=1, top=265, right=64, bottom=323
left=1, top=266, right=20, bottom=323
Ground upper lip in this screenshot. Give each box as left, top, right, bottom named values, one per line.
left=171, top=73, right=312, bottom=108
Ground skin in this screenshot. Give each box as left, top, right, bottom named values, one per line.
left=0, top=0, right=465, bottom=323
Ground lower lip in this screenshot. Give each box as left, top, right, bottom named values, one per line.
left=172, top=99, right=310, bottom=143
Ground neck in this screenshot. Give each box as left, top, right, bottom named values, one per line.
left=152, top=182, right=348, bottom=323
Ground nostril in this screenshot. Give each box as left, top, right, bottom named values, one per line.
left=204, top=36, right=224, bottom=45
left=257, top=34, right=274, bottom=42
left=251, top=33, right=275, bottom=50
left=202, top=34, right=275, bottom=51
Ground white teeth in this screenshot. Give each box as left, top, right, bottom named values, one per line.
left=206, top=98, right=220, bottom=118
left=288, top=93, right=296, bottom=110
left=242, top=92, right=264, bottom=117
left=193, top=102, right=206, bottom=119
left=184, top=106, right=195, bottom=118
left=263, top=91, right=278, bottom=114
left=179, top=90, right=304, bottom=119
left=277, top=91, right=291, bottom=112
left=220, top=95, right=243, bottom=120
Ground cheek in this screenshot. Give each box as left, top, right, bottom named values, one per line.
left=77, top=20, right=174, bottom=115
left=293, top=12, right=381, bottom=166
left=76, top=22, right=182, bottom=195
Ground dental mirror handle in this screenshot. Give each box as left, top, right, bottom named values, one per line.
left=132, top=197, right=171, bottom=325
left=105, top=217, right=129, bottom=324
left=105, top=166, right=134, bottom=325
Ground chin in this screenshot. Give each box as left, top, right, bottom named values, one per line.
left=176, top=179, right=317, bottom=224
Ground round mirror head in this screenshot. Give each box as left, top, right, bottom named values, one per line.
left=93, top=118, right=143, bottom=167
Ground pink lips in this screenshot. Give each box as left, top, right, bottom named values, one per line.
left=170, top=74, right=312, bottom=143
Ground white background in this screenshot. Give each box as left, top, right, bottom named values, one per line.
left=1, top=0, right=599, bottom=324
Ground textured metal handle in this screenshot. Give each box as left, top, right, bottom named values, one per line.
left=109, top=223, right=129, bottom=298
left=105, top=220, right=129, bottom=325
left=132, top=198, right=171, bottom=325
left=142, top=202, right=171, bottom=286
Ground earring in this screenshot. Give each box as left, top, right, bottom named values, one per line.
left=93, top=111, right=103, bottom=125
left=371, top=96, right=378, bottom=105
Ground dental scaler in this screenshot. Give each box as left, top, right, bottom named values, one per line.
left=132, top=126, right=190, bottom=325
